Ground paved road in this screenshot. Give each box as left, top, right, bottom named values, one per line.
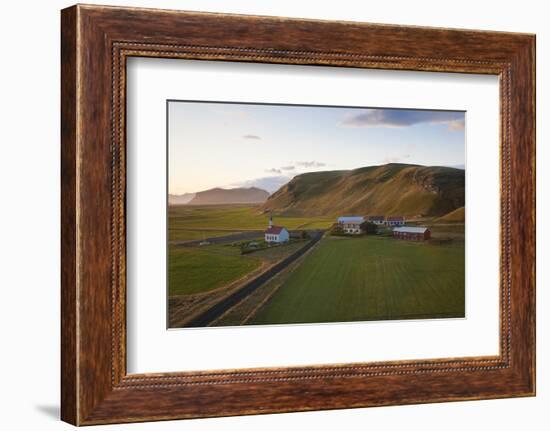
left=184, top=231, right=324, bottom=327
left=174, top=230, right=263, bottom=247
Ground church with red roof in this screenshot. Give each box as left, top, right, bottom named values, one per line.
left=264, top=216, right=289, bottom=243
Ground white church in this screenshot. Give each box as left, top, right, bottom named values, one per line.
left=264, top=216, right=289, bottom=243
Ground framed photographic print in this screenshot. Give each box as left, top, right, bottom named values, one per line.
left=165, top=101, right=467, bottom=329
left=61, top=4, right=535, bottom=425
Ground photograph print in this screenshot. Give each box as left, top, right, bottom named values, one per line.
left=167, top=101, right=465, bottom=329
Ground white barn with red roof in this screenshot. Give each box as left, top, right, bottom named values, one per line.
left=264, top=217, right=289, bottom=243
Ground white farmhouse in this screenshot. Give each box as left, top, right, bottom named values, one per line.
left=386, top=216, right=405, bottom=226
left=337, top=216, right=365, bottom=235
left=264, top=217, right=289, bottom=243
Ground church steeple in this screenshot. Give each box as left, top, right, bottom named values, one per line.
left=269, top=215, right=273, bottom=228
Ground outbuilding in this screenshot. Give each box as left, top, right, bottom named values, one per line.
left=393, top=226, right=431, bottom=241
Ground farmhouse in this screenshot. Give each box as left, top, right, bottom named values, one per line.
left=393, top=226, right=431, bottom=241
left=386, top=216, right=405, bottom=226
left=368, top=215, right=385, bottom=225
left=264, top=217, right=289, bottom=243
left=337, top=216, right=365, bottom=235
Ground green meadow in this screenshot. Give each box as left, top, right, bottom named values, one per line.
left=167, top=204, right=331, bottom=296
left=168, top=245, right=262, bottom=296
left=167, top=204, right=315, bottom=297
left=167, top=203, right=465, bottom=326
left=250, top=235, right=465, bottom=325
left=168, top=204, right=334, bottom=233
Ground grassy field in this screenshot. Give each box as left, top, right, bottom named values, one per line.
left=168, top=238, right=309, bottom=296
left=168, top=245, right=262, bottom=296
left=249, top=236, right=464, bottom=325
left=167, top=204, right=334, bottom=297
left=169, top=229, right=242, bottom=242
left=169, top=204, right=334, bottom=232
left=168, top=203, right=465, bottom=326
left=426, top=223, right=465, bottom=242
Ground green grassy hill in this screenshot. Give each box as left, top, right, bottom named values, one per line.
left=260, top=163, right=464, bottom=217
left=434, top=206, right=465, bottom=223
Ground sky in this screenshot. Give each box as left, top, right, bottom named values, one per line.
left=168, top=101, right=465, bottom=195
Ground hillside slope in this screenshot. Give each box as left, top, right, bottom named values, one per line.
left=260, top=163, right=464, bottom=217
left=188, top=187, right=269, bottom=205
left=434, top=206, right=465, bottom=223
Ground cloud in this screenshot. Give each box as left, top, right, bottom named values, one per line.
left=296, top=161, right=326, bottom=168
left=340, top=109, right=465, bottom=131
left=383, top=154, right=411, bottom=164
left=266, top=165, right=295, bottom=175
left=447, top=120, right=466, bottom=131
left=242, top=134, right=261, bottom=140
left=231, top=176, right=293, bottom=194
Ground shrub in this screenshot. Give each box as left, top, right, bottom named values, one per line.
left=361, top=221, right=378, bottom=234
left=330, top=223, right=345, bottom=236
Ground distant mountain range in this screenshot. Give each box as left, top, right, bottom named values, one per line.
left=170, top=187, right=270, bottom=206
left=168, top=193, right=196, bottom=205
left=260, top=163, right=465, bottom=217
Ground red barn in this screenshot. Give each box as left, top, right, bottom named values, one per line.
left=393, top=226, right=431, bottom=241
